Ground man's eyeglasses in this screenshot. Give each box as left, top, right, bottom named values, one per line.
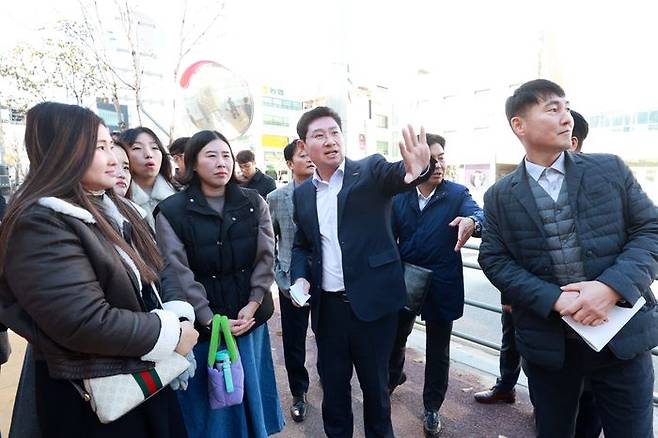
left=308, top=131, right=342, bottom=143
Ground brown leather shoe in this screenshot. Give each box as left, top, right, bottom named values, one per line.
left=473, top=386, right=516, bottom=404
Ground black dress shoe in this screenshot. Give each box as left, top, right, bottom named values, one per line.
left=290, top=394, right=307, bottom=422
left=388, top=371, right=407, bottom=395
left=473, top=386, right=516, bottom=404
left=423, top=409, right=442, bottom=436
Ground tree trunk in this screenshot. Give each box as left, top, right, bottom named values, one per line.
left=111, top=92, right=125, bottom=130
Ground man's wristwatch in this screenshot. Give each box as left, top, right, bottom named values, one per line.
left=468, top=216, right=482, bottom=234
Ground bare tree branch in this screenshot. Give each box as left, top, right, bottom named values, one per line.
left=180, top=4, right=225, bottom=60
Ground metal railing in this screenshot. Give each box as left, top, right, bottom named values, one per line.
left=417, top=240, right=658, bottom=404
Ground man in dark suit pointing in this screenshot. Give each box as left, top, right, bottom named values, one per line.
left=290, top=106, right=432, bottom=437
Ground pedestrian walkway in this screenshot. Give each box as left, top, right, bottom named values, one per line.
left=268, top=295, right=536, bottom=437
left=0, top=294, right=537, bottom=437
left=0, top=330, right=26, bottom=436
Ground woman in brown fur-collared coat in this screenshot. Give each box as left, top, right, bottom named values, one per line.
left=0, top=102, right=198, bottom=437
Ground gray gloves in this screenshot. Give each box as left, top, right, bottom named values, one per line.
left=170, top=351, right=196, bottom=391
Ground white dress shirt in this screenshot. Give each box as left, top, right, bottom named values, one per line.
left=312, top=160, right=346, bottom=292
left=524, top=152, right=566, bottom=202
left=416, top=187, right=437, bottom=211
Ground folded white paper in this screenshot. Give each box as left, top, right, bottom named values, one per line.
left=561, top=297, right=646, bottom=352
left=289, top=282, right=311, bottom=307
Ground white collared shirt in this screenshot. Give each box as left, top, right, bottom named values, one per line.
left=416, top=187, right=437, bottom=211
left=524, top=152, right=566, bottom=202
left=312, top=160, right=346, bottom=292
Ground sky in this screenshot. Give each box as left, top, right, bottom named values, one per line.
left=2, top=0, right=658, bottom=113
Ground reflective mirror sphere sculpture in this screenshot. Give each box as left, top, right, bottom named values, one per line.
left=180, top=61, right=254, bottom=139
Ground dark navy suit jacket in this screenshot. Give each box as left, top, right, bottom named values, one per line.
left=291, top=155, right=432, bottom=331
left=392, top=180, right=483, bottom=321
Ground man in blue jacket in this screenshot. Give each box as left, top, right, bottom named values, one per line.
left=290, top=106, right=432, bottom=437
left=479, top=79, right=658, bottom=437
left=387, top=133, right=483, bottom=436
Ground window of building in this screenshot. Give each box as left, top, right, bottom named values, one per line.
left=441, top=95, right=459, bottom=132
left=376, top=141, right=389, bottom=156
left=612, top=113, right=624, bottom=127
left=137, top=21, right=156, bottom=29
left=375, top=114, right=388, bottom=128
left=10, top=109, right=25, bottom=123
left=262, top=96, right=302, bottom=111
left=649, top=111, right=658, bottom=130
left=263, top=114, right=289, bottom=127
left=96, top=98, right=129, bottom=131
left=473, top=88, right=493, bottom=129
left=649, top=111, right=658, bottom=124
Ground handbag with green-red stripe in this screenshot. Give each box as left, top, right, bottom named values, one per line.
left=78, top=283, right=192, bottom=423
left=81, top=351, right=190, bottom=423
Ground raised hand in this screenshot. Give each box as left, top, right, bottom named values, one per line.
left=399, top=125, right=431, bottom=184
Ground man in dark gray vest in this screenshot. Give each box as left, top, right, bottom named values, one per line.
left=479, top=79, right=658, bottom=437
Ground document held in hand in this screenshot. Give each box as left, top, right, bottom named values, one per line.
left=289, top=282, right=311, bottom=307
left=561, top=297, right=646, bottom=352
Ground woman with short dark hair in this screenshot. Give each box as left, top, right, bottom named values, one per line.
left=156, top=129, right=284, bottom=438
